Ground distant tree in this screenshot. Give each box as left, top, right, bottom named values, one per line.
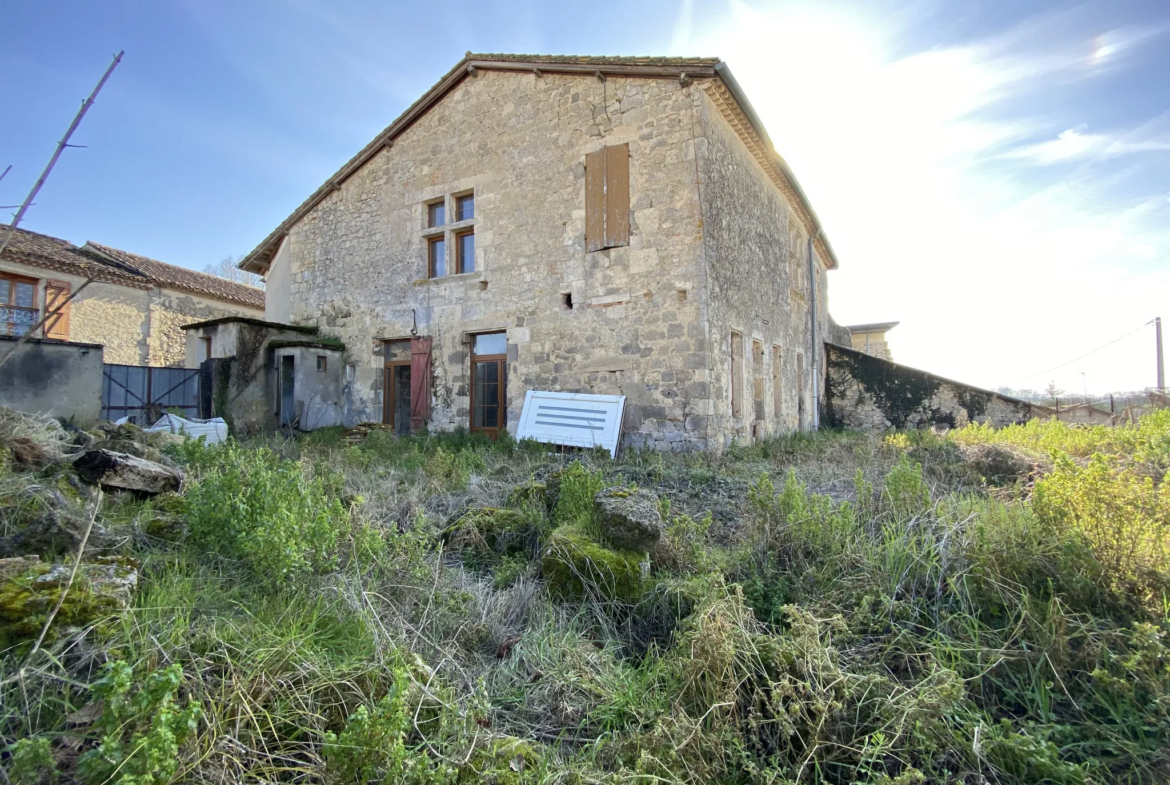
left=204, top=255, right=264, bottom=289
left=1044, top=381, right=1064, bottom=410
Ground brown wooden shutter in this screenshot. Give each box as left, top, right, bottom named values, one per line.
left=604, top=143, right=629, bottom=248
left=585, top=149, right=606, bottom=252
left=410, top=336, right=432, bottom=432
left=584, top=144, right=630, bottom=252
left=43, top=279, right=71, bottom=340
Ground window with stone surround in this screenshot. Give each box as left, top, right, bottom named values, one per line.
left=585, top=144, right=630, bottom=252
left=772, top=345, right=782, bottom=418
left=730, top=331, right=743, bottom=418
left=423, top=191, right=475, bottom=278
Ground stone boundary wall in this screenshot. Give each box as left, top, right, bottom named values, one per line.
left=0, top=336, right=104, bottom=426
left=823, top=343, right=1045, bottom=431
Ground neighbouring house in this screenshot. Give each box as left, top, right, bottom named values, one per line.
left=1, top=225, right=264, bottom=366
left=229, top=53, right=857, bottom=450
left=844, top=321, right=898, bottom=361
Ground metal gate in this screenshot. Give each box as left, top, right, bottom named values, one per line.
left=101, top=364, right=200, bottom=423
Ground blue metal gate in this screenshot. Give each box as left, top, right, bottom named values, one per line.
left=101, top=364, right=199, bottom=423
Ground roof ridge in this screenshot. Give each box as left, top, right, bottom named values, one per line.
left=84, top=240, right=263, bottom=293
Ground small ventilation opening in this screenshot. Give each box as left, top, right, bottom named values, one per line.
left=563, top=292, right=574, bottom=310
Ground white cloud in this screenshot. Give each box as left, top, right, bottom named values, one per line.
left=688, top=0, right=1170, bottom=392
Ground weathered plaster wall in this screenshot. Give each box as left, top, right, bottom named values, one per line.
left=824, top=343, right=1039, bottom=430
left=148, top=287, right=260, bottom=368
left=849, top=330, right=893, bottom=361
left=264, top=237, right=292, bottom=323
left=272, top=345, right=344, bottom=430
left=0, top=336, right=104, bottom=425
left=283, top=70, right=712, bottom=449
left=697, top=89, right=832, bottom=444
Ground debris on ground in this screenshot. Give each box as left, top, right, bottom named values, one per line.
left=74, top=449, right=184, bottom=494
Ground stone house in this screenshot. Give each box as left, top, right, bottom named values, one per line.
left=845, top=321, right=898, bottom=361
left=240, top=53, right=853, bottom=450
left=1, top=225, right=264, bottom=366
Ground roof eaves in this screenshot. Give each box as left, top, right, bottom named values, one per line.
left=712, top=62, right=840, bottom=270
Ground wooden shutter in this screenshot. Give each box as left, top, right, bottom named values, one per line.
left=410, top=336, right=432, bottom=432
left=584, top=143, right=630, bottom=252
left=43, top=279, right=71, bottom=340
left=604, top=144, right=629, bottom=248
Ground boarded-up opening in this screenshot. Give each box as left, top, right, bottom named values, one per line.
left=772, top=345, right=782, bottom=418
left=730, top=331, right=743, bottom=418
left=43, top=280, right=71, bottom=340
left=585, top=143, right=630, bottom=252
left=752, top=339, right=765, bottom=422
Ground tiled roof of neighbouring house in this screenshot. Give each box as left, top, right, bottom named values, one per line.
left=0, top=225, right=264, bottom=309
left=83, top=241, right=265, bottom=309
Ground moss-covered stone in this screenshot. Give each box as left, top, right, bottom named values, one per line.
left=0, top=555, right=138, bottom=645
left=505, top=480, right=549, bottom=511
left=443, top=508, right=540, bottom=571
left=459, top=736, right=540, bottom=785
left=542, top=525, right=647, bottom=603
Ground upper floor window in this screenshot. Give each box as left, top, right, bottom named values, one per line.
left=585, top=144, right=630, bottom=252
left=427, top=201, right=445, bottom=229
left=1, top=274, right=38, bottom=336
left=423, top=190, right=475, bottom=278
left=456, top=194, right=474, bottom=222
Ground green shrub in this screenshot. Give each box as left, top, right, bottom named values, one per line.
left=883, top=455, right=931, bottom=519
left=183, top=441, right=350, bottom=583
left=7, top=736, right=56, bottom=785
left=323, top=664, right=456, bottom=785
left=1033, top=453, right=1170, bottom=604
left=551, top=462, right=603, bottom=531
left=77, top=661, right=202, bottom=785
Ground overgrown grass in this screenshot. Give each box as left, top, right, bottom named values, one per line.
left=2, top=413, right=1168, bottom=784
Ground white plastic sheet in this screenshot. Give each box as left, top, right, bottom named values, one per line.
left=145, top=413, right=229, bottom=444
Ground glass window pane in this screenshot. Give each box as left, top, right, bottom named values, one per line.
left=457, top=194, right=474, bottom=221
left=386, top=340, right=411, bottom=362
left=429, top=238, right=446, bottom=277
left=457, top=232, right=474, bottom=274
left=428, top=201, right=445, bottom=228
left=0, top=280, right=8, bottom=304
left=14, top=282, right=34, bottom=308
left=473, top=332, right=506, bottom=356
left=482, top=405, right=498, bottom=428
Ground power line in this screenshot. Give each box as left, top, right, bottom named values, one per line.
left=1018, top=319, right=1154, bottom=384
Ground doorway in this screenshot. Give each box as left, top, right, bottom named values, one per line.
left=383, top=340, right=412, bottom=436
left=470, top=332, right=506, bottom=437
left=279, top=355, right=296, bottom=426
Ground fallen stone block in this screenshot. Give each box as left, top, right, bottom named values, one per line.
left=541, top=525, right=646, bottom=603
left=594, top=487, right=663, bottom=552
left=0, top=555, right=139, bottom=642
left=74, top=449, right=183, bottom=494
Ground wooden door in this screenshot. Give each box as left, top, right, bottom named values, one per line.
left=470, top=332, right=506, bottom=437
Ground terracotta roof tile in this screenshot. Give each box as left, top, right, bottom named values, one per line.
left=83, top=241, right=265, bottom=309
left=0, top=225, right=265, bottom=309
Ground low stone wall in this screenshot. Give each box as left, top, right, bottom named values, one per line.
left=823, top=343, right=1044, bottom=431
left=0, top=337, right=104, bottom=426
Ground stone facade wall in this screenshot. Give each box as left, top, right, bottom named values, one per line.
left=824, top=343, right=1039, bottom=431
left=849, top=331, right=893, bottom=361
left=1, top=258, right=261, bottom=367
left=697, top=89, right=833, bottom=444
left=284, top=70, right=713, bottom=449
left=148, top=288, right=260, bottom=367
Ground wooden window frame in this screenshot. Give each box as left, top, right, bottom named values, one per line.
left=455, top=193, right=474, bottom=223
left=317, top=355, right=327, bottom=373
left=427, top=199, right=446, bottom=229
left=427, top=235, right=447, bottom=278
left=752, top=339, right=765, bottom=423
left=454, top=229, right=474, bottom=275
left=469, top=333, right=507, bottom=437
left=2, top=273, right=40, bottom=337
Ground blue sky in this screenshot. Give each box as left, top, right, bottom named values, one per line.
left=4, top=0, right=1169, bottom=393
